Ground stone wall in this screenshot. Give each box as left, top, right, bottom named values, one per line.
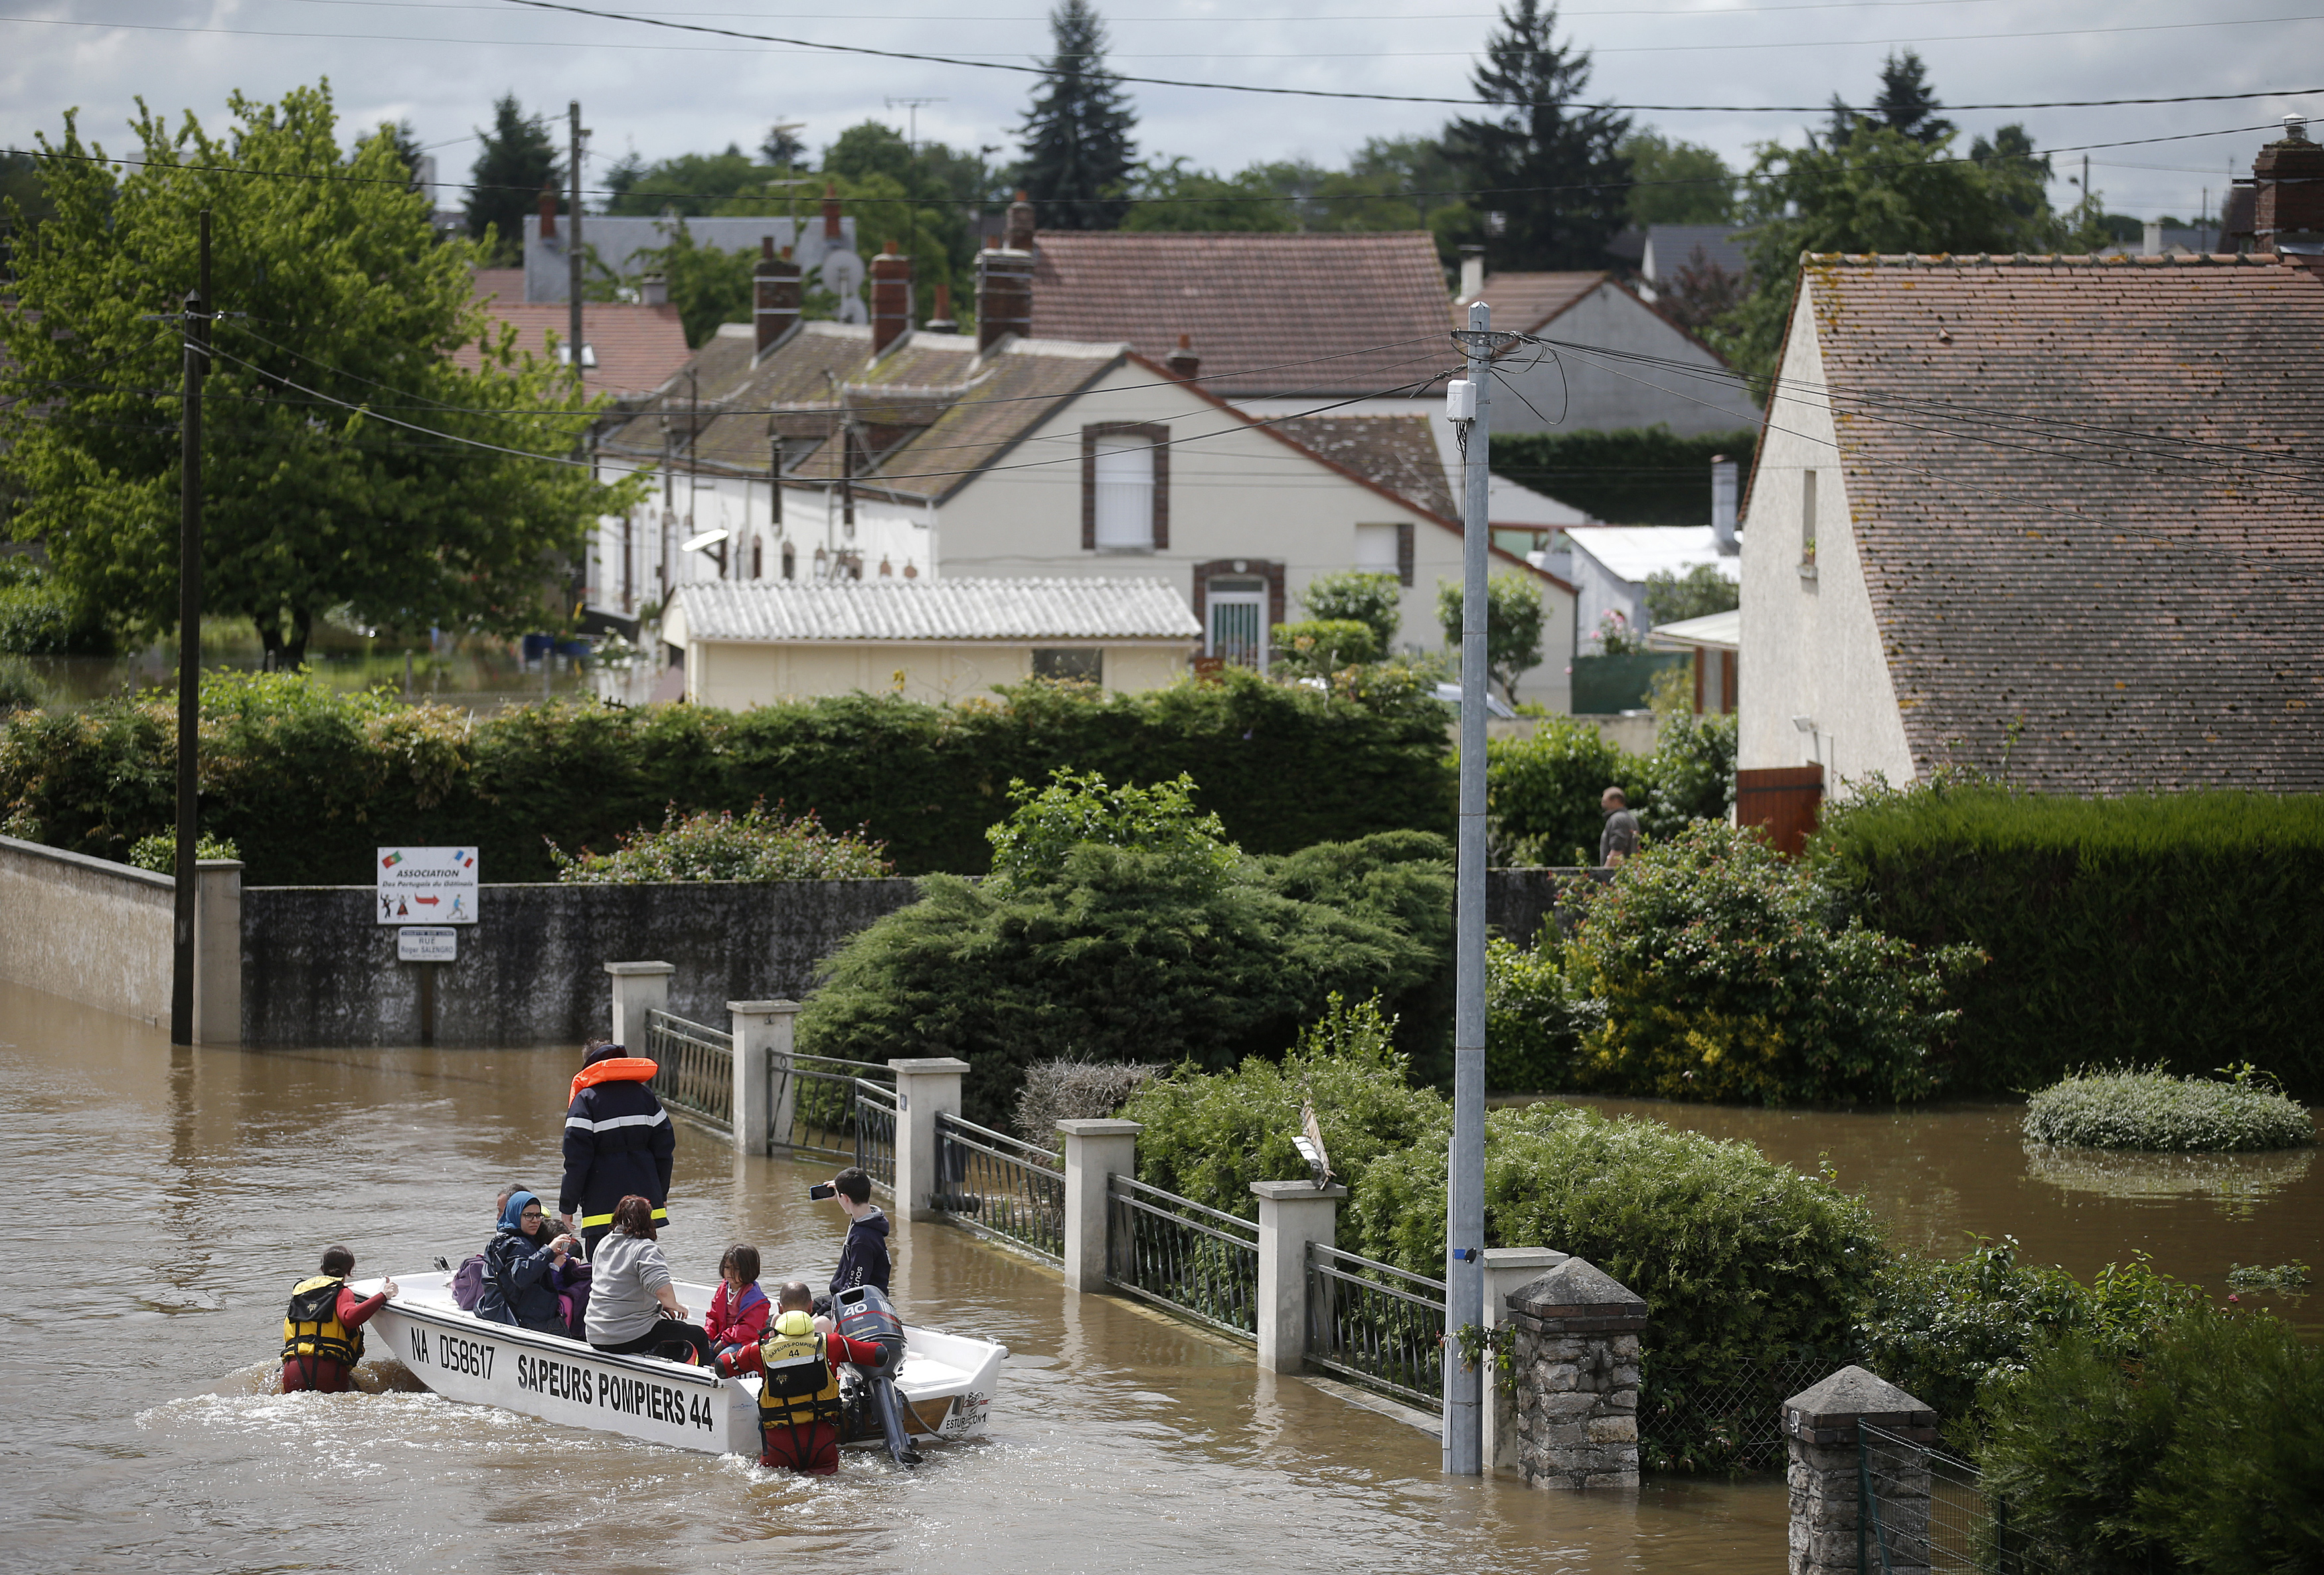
left=239, top=877, right=922, bottom=1046
left=1504, top=1256, right=1647, bottom=1489
left=0, top=833, right=173, bottom=1025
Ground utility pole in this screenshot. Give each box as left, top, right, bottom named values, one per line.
left=1444, top=299, right=1512, bottom=1475
left=568, top=101, right=586, bottom=390
left=169, top=211, right=210, bottom=1047
left=886, top=97, right=946, bottom=159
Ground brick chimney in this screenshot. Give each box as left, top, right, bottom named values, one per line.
left=754, top=238, right=802, bottom=356
left=2254, top=117, right=2324, bottom=256
left=1005, top=189, right=1037, bottom=252
left=823, top=182, right=845, bottom=242
left=925, top=282, right=958, bottom=335
left=1165, top=333, right=1201, bottom=381
left=976, top=203, right=1035, bottom=353
left=538, top=185, right=558, bottom=241
left=871, top=240, right=914, bottom=356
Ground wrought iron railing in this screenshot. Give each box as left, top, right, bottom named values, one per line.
left=1641, top=1354, right=1834, bottom=1473
left=770, top=1051, right=894, bottom=1167
left=643, top=1009, right=732, bottom=1132
left=853, top=1080, right=897, bottom=1191
left=932, top=1114, right=1064, bottom=1261
left=1104, top=1175, right=1260, bottom=1341
left=1862, top=1421, right=2053, bottom=1575
left=1303, top=1242, right=1446, bottom=1410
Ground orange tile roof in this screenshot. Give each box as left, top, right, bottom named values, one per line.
left=1783, top=252, right=2324, bottom=793
left=454, top=298, right=691, bottom=403
left=1026, top=230, right=1455, bottom=398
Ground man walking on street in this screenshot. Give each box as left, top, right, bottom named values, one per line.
left=1600, top=786, right=1641, bottom=866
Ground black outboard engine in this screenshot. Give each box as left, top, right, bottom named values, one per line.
left=833, top=1285, right=920, bottom=1465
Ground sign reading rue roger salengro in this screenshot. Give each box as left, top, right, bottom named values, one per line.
left=376, top=847, right=479, bottom=925
left=397, top=926, right=458, bottom=962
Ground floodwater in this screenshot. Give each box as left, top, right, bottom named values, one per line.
left=0, top=981, right=1784, bottom=1575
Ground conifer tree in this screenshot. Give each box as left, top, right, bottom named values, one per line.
left=1442, top=0, right=1631, bottom=270
left=1018, top=0, right=1137, bottom=230
left=464, top=93, right=559, bottom=264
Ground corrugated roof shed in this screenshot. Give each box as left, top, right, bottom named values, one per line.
left=1789, top=252, right=2324, bottom=793
left=1027, top=230, right=1455, bottom=397
left=675, top=577, right=1201, bottom=643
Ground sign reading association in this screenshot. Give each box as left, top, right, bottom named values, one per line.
left=377, top=847, right=478, bottom=925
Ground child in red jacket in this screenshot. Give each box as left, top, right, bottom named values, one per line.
left=705, top=1243, right=771, bottom=1360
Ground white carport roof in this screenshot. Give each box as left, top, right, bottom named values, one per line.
left=1645, top=608, right=1739, bottom=652
left=671, top=577, right=1201, bottom=643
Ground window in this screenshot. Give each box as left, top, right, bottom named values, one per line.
left=1082, top=423, right=1169, bottom=552
left=781, top=541, right=797, bottom=581
left=1032, top=648, right=1104, bottom=683
left=1355, top=522, right=1414, bottom=586
left=1801, top=469, right=1819, bottom=566
left=1206, top=576, right=1268, bottom=669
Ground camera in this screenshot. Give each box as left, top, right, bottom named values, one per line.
left=807, top=1181, right=837, bottom=1201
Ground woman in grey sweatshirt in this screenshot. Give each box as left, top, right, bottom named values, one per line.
left=583, top=1195, right=712, bottom=1365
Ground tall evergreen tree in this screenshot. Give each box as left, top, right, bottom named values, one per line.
left=1872, top=50, right=1954, bottom=143
left=1442, top=0, right=1631, bottom=270
left=1019, top=0, right=1137, bottom=230
left=464, top=93, right=559, bottom=264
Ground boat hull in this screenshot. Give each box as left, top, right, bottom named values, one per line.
left=355, top=1274, right=1003, bottom=1458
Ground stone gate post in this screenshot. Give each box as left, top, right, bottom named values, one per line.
left=1505, top=1256, right=1647, bottom=1489
left=726, top=999, right=798, bottom=1156
left=1057, top=1119, right=1140, bottom=1293
left=1483, top=1246, right=1568, bottom=1473
left=888, top=1057, right=969, bottom=1220
left=604, top=960, right=673, bottom=1051
left=1783, top=1366, right=1938, bottom=1575
left=193, top=857, right=243, bottom=1044
left=1249, top=1180, right=1347, bottom=1374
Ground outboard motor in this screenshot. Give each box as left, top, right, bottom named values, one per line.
left=833, top=1285, right=920, bottom=1465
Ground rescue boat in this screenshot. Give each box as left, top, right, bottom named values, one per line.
left=355, top=1271, right=1005, bottom=1457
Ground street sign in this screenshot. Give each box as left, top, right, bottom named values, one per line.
left=397, top=926, right=457, bottom=962
left=376, top=847, right=479, bottom=925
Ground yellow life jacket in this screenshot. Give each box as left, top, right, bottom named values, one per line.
left=755, top=1311, right=841, bottom=1430
left=282, top=1275, right=364, bottom=1365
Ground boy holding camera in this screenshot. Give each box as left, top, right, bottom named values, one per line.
left=811, top=1167, right=890, bottom=1302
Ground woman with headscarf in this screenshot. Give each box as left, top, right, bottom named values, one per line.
left=475, top=1190, right=579, bottom=1335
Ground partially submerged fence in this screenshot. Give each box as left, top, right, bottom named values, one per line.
left=1863, top=1421, right=2047, bottom=1575
left=1105, top=1174, right=1261, bottom=1340
left=1644, top=1354, right=1832, bottom=1473
left=1305, top=1242, right=1445, bottom=1409
left=934, top=1113, right=1064, bottom=1260
left=643, top=1007, right=733, bottom=1129
left=633, top=996, right=894, bottom=1177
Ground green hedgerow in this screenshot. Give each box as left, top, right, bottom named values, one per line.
left=126, top=830, right=242, bottom=872
left=2023, top=1065, right=2315, bottom=1153
left=546, top=801, right=891, bottom=882
left=1483, top=932, right=1604, bottom=1092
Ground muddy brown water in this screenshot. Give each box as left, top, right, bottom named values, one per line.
left=3, top=981, right=2313, bottom=1573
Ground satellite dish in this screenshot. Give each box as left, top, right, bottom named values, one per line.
left=821, top=247, right=867, bottom=305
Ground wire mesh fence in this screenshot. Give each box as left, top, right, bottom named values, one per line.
left=1861, top=1421, right=2055, bottom=1575
left=1304, top=1242, right=1445, bottom=1410
left=643, top=1009, right=732, bottom=1132
left=1105, top=1175, right=1260, bottom=1341
left=934, top=1114, right=1064, bottom=1262
left=1639, top=1354, right=1837, bottom=1473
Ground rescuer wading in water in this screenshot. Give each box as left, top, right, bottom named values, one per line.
left=716, top=1280, right=885, bottom=1473
left=282, top=1246, right=398, bottom=1393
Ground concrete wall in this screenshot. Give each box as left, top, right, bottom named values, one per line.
left=679, top=635, right=1189, bottom=708
left=239, top=877, right=922, bottom=1046
left=1494, top=283, right=1763, bottom=438
left=1737, top=286, right=1915, bottom=796
left=0, top=834, right=175, bottom=1025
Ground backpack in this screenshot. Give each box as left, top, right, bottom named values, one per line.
left=452, top=1254, right=487, bottom=1311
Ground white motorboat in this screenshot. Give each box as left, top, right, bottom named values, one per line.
left=357, top=1272, right=1005, bottom=1458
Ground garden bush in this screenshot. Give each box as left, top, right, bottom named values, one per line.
left=1977, top=1305, right=2324, bottom=1575
left=793, top=774, right=1455, bottom=1125
left=0, top=657, right=50, bottom=712
left=0, top=665, right=1453, bottom=884
left=1813, top=784, right=2324, bottom=1098
left=2023, top=1066, right=2314, bottom=1153
left=1013, top=1058, right=1163, bottom=1145
left=0, top=563, right=110, bottom=655
left=1483, top=708, right=1735, bottom=866
left=126, top=831, right=240, bottom=873
left=1561, top=822, right=1981, bottom=1104
left=546, top=801, right=890, bottom=882
left=1483, top=933, right=1603, bottom=1092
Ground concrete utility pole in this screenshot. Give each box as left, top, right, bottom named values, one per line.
left=568, top=101, right=586, bottom=388
left=1444, top=299, right=1511, bottom=1474
left=169, top=211, right=210, bottom=1046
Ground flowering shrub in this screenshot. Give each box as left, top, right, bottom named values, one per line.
left=547, top=801, right=890, bottom=882
left=1591, top=608, right=1647, bottom=655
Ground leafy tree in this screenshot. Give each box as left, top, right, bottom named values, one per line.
left=625, top=220, right=758, bottom=347
left=1298, top=570, right=1402, bottom=656
left=0, top=84, right=645, bottom=667
left=1437, top=570, right=1548, bottom=703
left=1120, top=158, right=1293, bottom=232
left=1868, top=49, right=1955, bottom=144
left=825, top=122, right=916, bottom=187
left=465, top=92, right=559, bottom=264
left=1618, top=129, right=1734, bottom=225
left=1019, top=0, right=1137, bottom=230
left=378, top=120, right=428, bottom=190
left=1643, top=562, right=1737, bottom=625
left=1659, top=246, right=1746, bottom=333
left=1969, top=122, right=2054, bottom=219
left=602, top=145, right=769, bottom=218
left=1441, top=0, right=1631, bottom=270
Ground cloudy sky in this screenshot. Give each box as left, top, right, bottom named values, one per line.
left=2, top=0, right=2316, bottom=222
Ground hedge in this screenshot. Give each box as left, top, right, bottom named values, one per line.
left=1812, top=787, right=2324, bottom=1100
left=0, top=667, right=1454, bottom=885
left=2022, top=1066, right=2313, bottom=1153
left=1489, top=425, right=1757, bottom=527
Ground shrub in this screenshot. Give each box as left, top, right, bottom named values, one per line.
left=546, top=801, right=890, bottom=882
left=1120, top=995, right=1448, bottom=1218
left=2022, top=1066, right=2313, bottom=1153
left=1484, top=715, right=1635, bottom=866
left=983, top=770, right=1230, bottom=891
left=1563, top=822, right=1980, bottom=1104
left=0, top=579, right=109, bottom=655
left=1977, top=1306, right=2324, bottom=1575
left=1346, top=1099, right=1888, bottom=1472
left=1295, top=570, right=1402, bottom=657
left=1013, top=1058, right=1162, bottom=1145
left=1490, top=426, right=1757, bottom=527
left=1483, top=933, right=1603, bottom=1091
left=0, top=657, right=49, bottom=712
left=1812, top=784, right=2324, bottom=1098
left=125, top=831, right=241, bottom=873
left=1270, top=620, right=1380, bottom=688
left=1637, top=708, right=1736, bottom=835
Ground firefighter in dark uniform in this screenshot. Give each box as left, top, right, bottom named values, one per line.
left=282, top=1246, right=397, bottom=1394
left=556, top=1039, right=675, bottom=1257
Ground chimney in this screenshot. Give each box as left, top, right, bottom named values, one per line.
left=538, top=185, right=558, bottom=241
left=925, top=282, right=958, bottom=335
left=2254, top=116, right=2324, bottom=258
left=870, top=240, right=914, bottom=356
left=1710, top=454, right=1739, bottom=556
left=754, top=238, right=802, bottom=356
left=1458, top=244, right=1485, bottom=305
left=823, top=183, right=845, bottom=242
left=976, top=235, right=1035, bottom=353
left=639, top=271, right=669, bottom=307
left=2141, top=220, right=2163, bottom=256
left=1165, top=333, right=1201, bottom=382
left=1005, top=189, right=1036, bottom=252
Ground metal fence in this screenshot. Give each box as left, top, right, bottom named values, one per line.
left=934, top=1114, right=1064, bottom=1261
left=1305, top=1242, right=1445, bottom=1410
left=852, top=1080, right=897, bottom=1190
left=1862, top=1421, right=2052, bottom=1575
left=770, top=1051, right=894, bottom=1169
left=643, top=1009, right=732, bottom=1131
left=1104, top=1175, right=1260, bottom=1340
left=1640, top=1354, right=1834, bottom=1473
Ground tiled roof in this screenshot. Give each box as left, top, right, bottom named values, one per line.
left=675, top=576, right=1200, bottom=643
left=1027, top=230, right=1455, bottom=397
left=1270, top=413, right=1455, bottom=518
left=1465, top=272, right=1605, bottom=333
left=454, top=298, right=691, bottom=402
left=1790, top=252, right=2324, bottom=793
